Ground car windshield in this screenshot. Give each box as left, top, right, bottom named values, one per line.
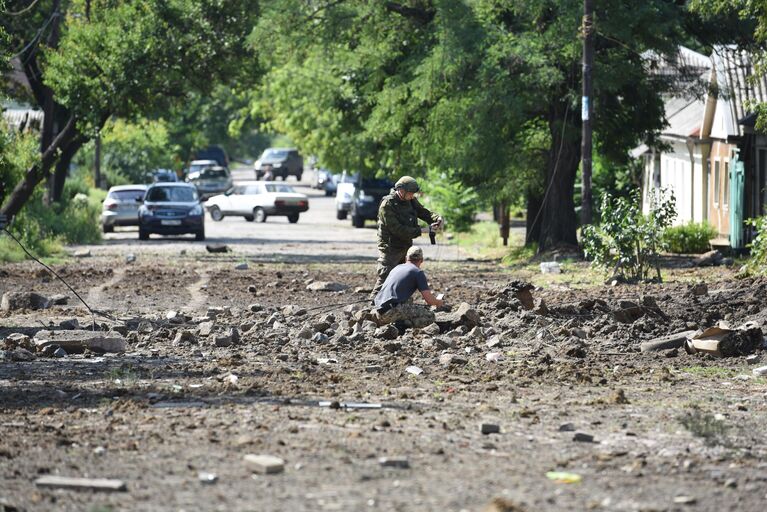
left=361, top=178, right=393, bottom=189
left=199, top=168, right=228, bottom=179
left=264, top=184, right=295, bottom=193
left=264, top=149, right=289, bottom=159
left=146, top=187, right=198, bottom=202
left=189, top=163, right=214, bottom=174
left=110, top=190, right=145, bottom=201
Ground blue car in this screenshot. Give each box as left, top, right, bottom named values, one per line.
left=138, top=183, right=205, bottom=241
left=349, top=178, right=394, bottom=228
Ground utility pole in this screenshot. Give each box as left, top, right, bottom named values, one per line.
left=580, top=0, right=594, bottom=226
left=94, top=133, right=102, bottom=189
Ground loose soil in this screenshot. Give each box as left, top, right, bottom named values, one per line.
left=1, top=254, right=766, bottom=512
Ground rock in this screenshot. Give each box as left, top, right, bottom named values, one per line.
left=235, top=262, right=249, bottom=270
left=559, top=337, right=587, bottom=358
left=312, top=321, right=330, bottom=333
left=435, top=337, right=456, bottom=350
left=1, top=291, right=50, bottom=311
left=486, top=335, right=502, bottom=349
left=375, top=324, right=400, bottom=340
left=439, top=353, right=468, bottom=365
left=573, top=432, right=595, bottom=443
left=53, top=347, right=67, bottom=358
left=282, top=305, right=307, bottom=316
left=247, top=285, right=257, bottom=293
left=558, top=423, right=575, bottom=432
left=306, top=281, right=348, bottom=292
left=691, top=283, right=708, bottom=296
left=198, top=472, right=218, bottom=485
left=59, top=319, right=79, bottom=330
left=239, top=321, right=255, bottom=333
left=365, top=365, right=383, bottom=373
left=243, top=454, right=285, bottom=474
left=745, top=354, right=760, bottom=365
left=354, top=286, right=372, bottom=294
left=481, top=423, right=501, bottom=435
left=166, top=311, right=183, bottom=323
left=34, top=476, right=126, bottom=492
left=8, top=348, right=36, bottom=361
left=248, top=303, right=264, bottom=312
left=722, top=257, right=734, bottom=266
left=752, top=365, right=767, bottom=376
left=173, top=331, right=197, bottom=345
left=297, top=327, right=313, bottom=339
left=3, top=333, right=33, bottom=351
left=378, top=457, right=410, bottom=469
left=311, top=332, right=329, bottom=343
left=435, top=302, right=480, bottom=329
left=540, top=261, right=561, bottom=274
left=73, top=249, right=91, bottom=258
left=197, top=321, right=215, bottom=337
left=205, top=244, right=230, bottom=253
left=214, top=329, right=235, bottom=347
left=695, top=250, right=723, bottom=267
left=419, top=323, right=441, bottom=335
left=533, top=298, right=549, bottom=315
left=571, top=327, right=588, bottom=339
left=382, top=340, right=402, bottom=353
left=485, top=352, right=504, bottom=362
left=33, top=330, right=127, bottom=354
left=49, top=294, right=69, bottom=305
left=125, top=253, right=136, bottom=263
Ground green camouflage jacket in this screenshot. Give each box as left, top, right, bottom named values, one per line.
left=377, top=191, right=439, bottom=250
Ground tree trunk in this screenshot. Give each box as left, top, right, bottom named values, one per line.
left=1, top=116, right=76, bottom=222
left=51, top=135, right=87, bottom=202
left=525, top=189, right=543, bottom=245
left=537, top=103, right=581, bottom=253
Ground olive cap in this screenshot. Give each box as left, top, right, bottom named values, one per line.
left=394, top=176, right=420, bottom=193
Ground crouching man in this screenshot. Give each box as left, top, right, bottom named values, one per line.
left=372, top=246, right=444, bottom=329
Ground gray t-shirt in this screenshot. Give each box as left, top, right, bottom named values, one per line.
left=374, top=262, right=429, bottom=308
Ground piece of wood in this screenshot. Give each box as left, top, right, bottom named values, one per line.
left=34, top=476, right=127, bottom=492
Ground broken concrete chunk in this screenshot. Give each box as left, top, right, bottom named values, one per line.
left=640, top=330, right=697, bottom=353
left=375, top=324, right=400, bottom=340
left=435, top=302, right=480, bottom=329
left=7, top=348, right=36, bottom=361
left=306, top=281, right=348, bottom=292
left=573, top=432, right=595, bottom=443
left=35, top=476, right=126, bottom=492
left=243, top=454, right=285, bottom=474
left=197, top=321, right=214, bottom=337
left=481, top=423, right=501, bottom=435
left=405, top=366, right=423, bottom=376
left=1, top=291, right=50, bottom=311
left=311, top=332, right=329, bottom=343
left=59, top=319, right=79, bottom=330
left=3, top=333, right=33, bottom=351
left=282, top=305, right=307, bottom=316
left=235, top=262, right=249, bottom=270
left=173, top=331, right=197, bottom=346
left=685, top=323, right=763, bottom=357
left=33, top=330, right=127, bottom=354
left=439, top=353, right=468, bottom=365
left=49, top=294, right=69, bottom=305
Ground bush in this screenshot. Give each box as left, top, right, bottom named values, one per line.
left=663, top=222, right=717, bottom=254
left=746, top=216, right=767, bottom=273
left=421, top=169, right=483, bottom=233
left=582, top=189, right=677, bottom=282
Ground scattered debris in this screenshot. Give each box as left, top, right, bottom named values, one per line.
left=752, top=366, right=767, bottom=377
left=481, top=423, right=501, bottom=435
left=540, top=261, right=561, bottom=274
left=243, top=454, right=285, bottom=474
left=685, top=323, right=763, bottom=357
left=546, top=471, right=582, bottom=484
left=34, top=476, right=126, bottom=492
left=640, top=330, right=697, bottom=353
left=235, top=262, right=249, bottom=270
left=125, top=253, right=136, bottom=263
left=378, top=457, right=410, bottom=469
left=33, top=330, right=127, bottom=354
left=319, top=401, right=381, bottom=409
left=695, top=250, right=723, bottom=267
left=1, top=291, right=50, bottom=311
left=306, top=281, right=348, bottom=292
left=405, top=366, right=423, bottom=376
left=198, top=472, right=218, bottom=485
left=205, top=244, right=230, bottom=253
left=72, top=249, right=92, bottom=258
left=573, top=432, right=595, bottom=443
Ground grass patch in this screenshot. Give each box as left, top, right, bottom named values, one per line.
left=453, top=221, right=533, bottom=263
left=0, top=233, right=65, bottom=262
left=678, top=409, right=730, bottom=446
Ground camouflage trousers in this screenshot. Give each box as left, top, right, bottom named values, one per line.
left=374, top=303, right=435, bottom=329
left=372, top=247, right=409, bottom=296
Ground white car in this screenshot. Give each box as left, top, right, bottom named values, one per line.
left=205, top=181, right=309, bottom=223
left=334, top=171, right=359, bottom=220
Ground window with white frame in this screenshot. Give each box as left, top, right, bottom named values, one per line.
left=723, top=161, right=729, bottom=207
left=714, top=160, right=720, bottom=206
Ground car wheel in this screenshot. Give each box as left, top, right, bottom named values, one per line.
left=325, top=190, right=332, bottom=197
left=336, top=209, right=347, bottom=220
left=244, top=215, right=254, bottom=222
left=254, top=207, right=267, bottom=223
left=139, top=228, right=149, bottom=241
left=195, top=227, right=205, bottom=241
left=288, top=213, right=299, bottom=224
left=352, top=213, right=365, bottom=228
left=296, top=173, right=302, bottom=182
left=102, top=224, right=114, bottom=233
left=209, top=205, right=224, bottom=222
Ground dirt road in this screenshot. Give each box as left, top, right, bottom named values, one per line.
left=1, top=183, right=766, bottom=511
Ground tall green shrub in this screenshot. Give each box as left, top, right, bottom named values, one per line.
left=582, top=190, right=677, bottom=282
left=663, top=221, right=717, bottom=253
left=421, top=169, right=482, bottom=233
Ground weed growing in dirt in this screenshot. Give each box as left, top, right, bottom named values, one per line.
left=107, top=365, right=140, bottom=386
left=678, top=409, right=730, bottom=446
left=681, top=366, right=737, bottom=378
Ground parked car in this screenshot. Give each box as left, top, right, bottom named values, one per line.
left=100, top=185, right=147, bottom=233
left=205, top=181, right=309, bottom=223
left=185, top=159, right=217, bottom=179
left=138, top=183, right=205, bottom=241
left=254, top=148, right=304, bottom=181
left=335, top=171, right=360, bottom=220
left=149, top=169, right=178, bottom=183
left=186, top=165, right=233, bottom=200
left=350, top=178, right=395, bottom=228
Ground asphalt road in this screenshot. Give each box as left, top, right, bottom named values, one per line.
left=87, top=167, right=463, bottom=264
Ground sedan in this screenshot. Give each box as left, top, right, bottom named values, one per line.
left=205, top=181, right=309, bottom=223
left=101, top=185, right=147, bottom=233
left=138, top=183, right=205, bottom=240
left=186, top=165, right=233, bottom=200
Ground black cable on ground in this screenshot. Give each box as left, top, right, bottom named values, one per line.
left=2, top=227, right=98, bottom=330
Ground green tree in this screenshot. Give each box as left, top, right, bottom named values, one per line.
left=249, top=0, right=705, bottom=252
left=1, top=0, right=258, bottom=221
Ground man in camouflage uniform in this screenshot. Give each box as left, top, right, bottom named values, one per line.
left=373, top=176, right=442, bottom=296
left=373, top=246, right=444, bottom=329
